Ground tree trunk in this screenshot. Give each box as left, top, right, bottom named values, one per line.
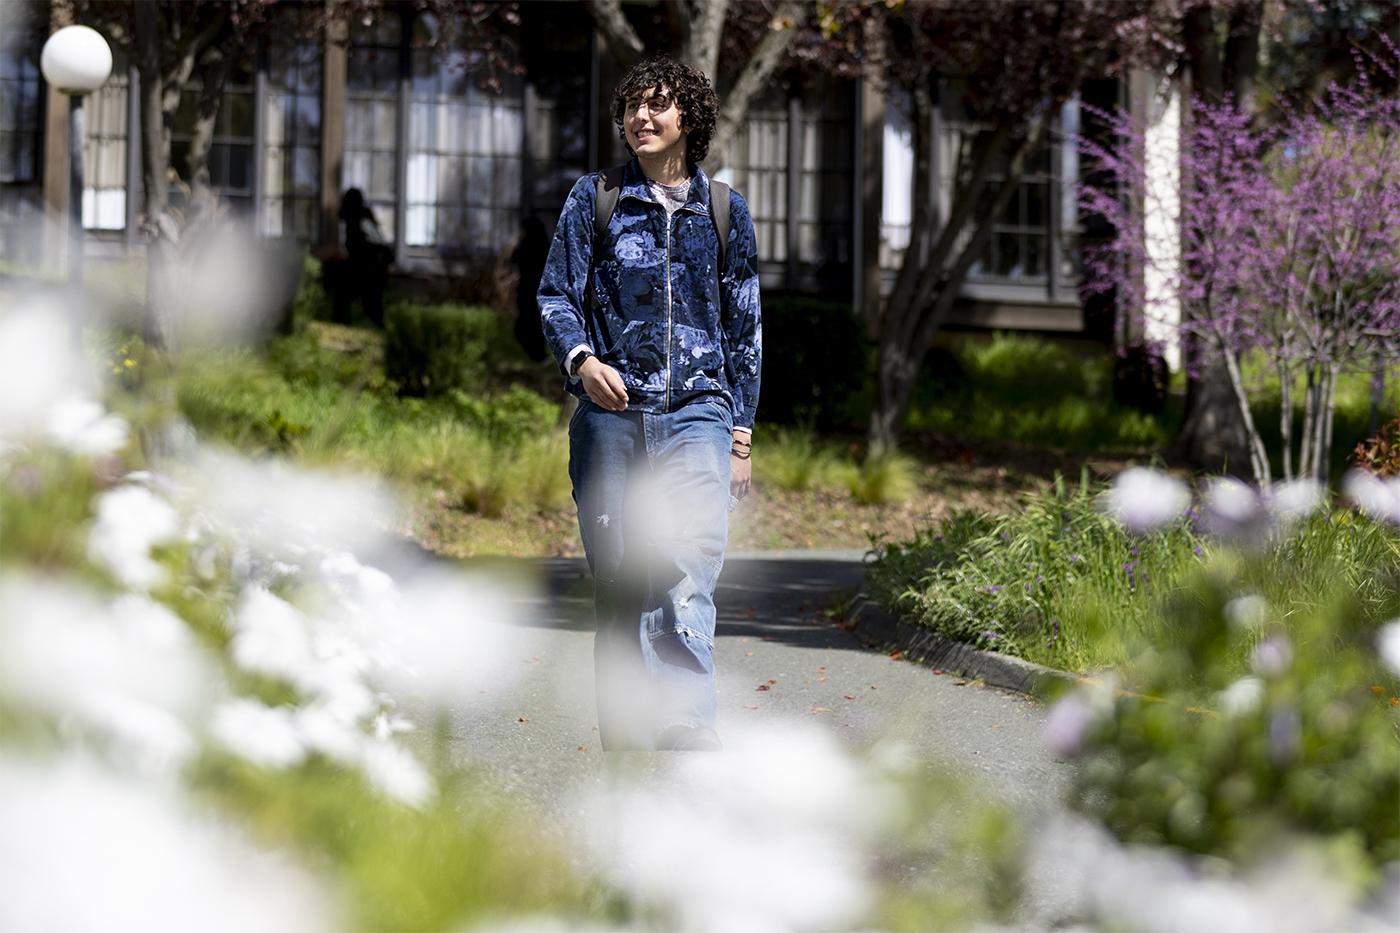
left=867, top=106, right=1050, bottom=453
left=704, top=0, right=806, bottom=174
left=1220, top=341, right=1271, bottom=484
left=134, top=1, right=177, bottom=359
left=1174, top=3, right=1264, bottom=477
left=187, top=44, right=233, bottom=227
left=1277, top=358, right=1294, bottom=481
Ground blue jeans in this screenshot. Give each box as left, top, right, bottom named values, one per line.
left=569, top=397, right=732, bottom=750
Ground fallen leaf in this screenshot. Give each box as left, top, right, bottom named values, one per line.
left=740, top=637, right=749, bottom=642
left=817, top=676, right=826, bottom=680
left=811, top=707, right=832, bottom=713
left=576, top=747, right=587, bottom=751
left=843, top=694, right=856, bottom=699
left=953, top=680, right=967, bottom=686
left=933, top=669, right=943, bottom=675
left=991, top=724, right=1003, bottom=728
left=888, top=650, right=902, bottom=660
left=762, top=636, right=783, bottom=642
left=744, top=704, right=758, bottom=709
left=842, top=723, right=853, bottom=728
left=870, top=685, right=878, bottom=690
left=745, top=652, right=754, bottom=656
left=755, top=685, right=772, bottom=691
left=518, top=717, right=531, bottom=722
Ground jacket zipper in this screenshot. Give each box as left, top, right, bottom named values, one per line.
left=664, top=211, right=673, bottom=410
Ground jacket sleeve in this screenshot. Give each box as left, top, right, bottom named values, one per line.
left=538, top=174, right=597, bottom=374
left=722, top=189, right=762, bottom=431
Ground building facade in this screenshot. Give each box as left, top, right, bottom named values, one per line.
left=0, top=0, right=1089, bottom=334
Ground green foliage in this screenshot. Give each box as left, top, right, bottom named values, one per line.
left=177, top=329, right=569, bottom=516
left=384, top=302, right=498, bottom=398
left=1070, top=558, right=1400, bottom=871
left=867, top=474, right=1400, bottom=674
left=190, top=751, right=597, bottom=931
left=839, top=448, right=919, bottom=505
left=752, top=425, right=843, bottom=492
left=753, top=425, right=918, bottom=504
left=289, top=253, right=332, bottom=333
left=756, top=297, right=869, bottom=428
left=867, top=472, right=1203, bottom=670
left=905, top=333, right=1173, bottom=451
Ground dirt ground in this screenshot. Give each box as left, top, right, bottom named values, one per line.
left=405, top=430, right=1158, bottom=558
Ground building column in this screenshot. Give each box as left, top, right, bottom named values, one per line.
left=319, top=10, right=347, bottom=250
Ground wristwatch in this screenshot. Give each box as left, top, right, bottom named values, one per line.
left=569, top=350, right=594, bottom=377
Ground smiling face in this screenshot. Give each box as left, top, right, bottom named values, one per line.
left=623, top=85, right=688, bottom=167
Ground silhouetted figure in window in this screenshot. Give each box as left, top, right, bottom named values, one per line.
left=511, top=216, right=550, bottom=362
left=334, top=188, right=391, bottom=326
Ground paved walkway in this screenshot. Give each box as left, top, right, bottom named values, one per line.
left=442, top=550, right=1073, bottom=815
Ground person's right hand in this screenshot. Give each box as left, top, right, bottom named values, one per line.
left=578, top=356, right=629, bottom=411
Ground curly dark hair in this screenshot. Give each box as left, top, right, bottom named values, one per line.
left=612, top=56, right=720, bottom=164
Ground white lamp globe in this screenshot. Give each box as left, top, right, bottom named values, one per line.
left=41, top=25, right=113, bottom=95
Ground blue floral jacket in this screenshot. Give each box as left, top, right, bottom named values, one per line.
left=538, top=160, right=762, bottom=431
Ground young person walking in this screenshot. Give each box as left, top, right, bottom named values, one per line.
left=538, top=57, right=761, bottom=751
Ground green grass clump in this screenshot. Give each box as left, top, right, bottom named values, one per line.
left=176, top=328, right=569, bottom=517
left=905, top=333, right=1174, bottom=451
left=866, top=472, right=1400, bottom=675
left=190, top=750, right=603, bottom=931
left=753, top=426, right=918, bottom=504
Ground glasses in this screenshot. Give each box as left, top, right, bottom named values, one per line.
left=625, top=93, right=674, bottom=118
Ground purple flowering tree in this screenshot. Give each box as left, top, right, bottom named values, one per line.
left=1083, top=65, right=1400, bottom=485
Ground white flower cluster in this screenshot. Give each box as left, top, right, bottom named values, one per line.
left=1101, top=466, right=1328, bottom=539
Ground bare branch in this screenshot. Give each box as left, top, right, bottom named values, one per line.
left=704, top=0, right=807, bottom=175
left=585, top=0, right=645, bottom=70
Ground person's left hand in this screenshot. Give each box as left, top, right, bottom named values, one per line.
left=730, top=433, right=751, bottom=500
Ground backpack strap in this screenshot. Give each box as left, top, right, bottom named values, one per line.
left=710, top=179, right=730, bottom=271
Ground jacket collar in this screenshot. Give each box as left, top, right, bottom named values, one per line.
left=621, top=158, right=712, bottom=213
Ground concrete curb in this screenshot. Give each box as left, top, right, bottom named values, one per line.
left=846, top=592, right=1078, bottom=697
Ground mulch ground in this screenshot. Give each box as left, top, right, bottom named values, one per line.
left=404, top=430, right=1159, bottom=558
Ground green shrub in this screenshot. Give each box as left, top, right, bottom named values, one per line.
left=384, top=302, right=498, bottom=397
left=757, top=297, right=868, bottom=428
left=753, top=425, right=842, bottom=492
left=1066, top=557, right=1400, bottom=872
left=287, top=253, right=331, bottom=333
left=839, top=448, right=919, bottom=505
left=905, top=333, right=1173, bottom=451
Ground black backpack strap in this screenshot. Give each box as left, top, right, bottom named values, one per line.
left=593, top=165, right=626, bottom=254
left=710, top=178, right=730, bottom=271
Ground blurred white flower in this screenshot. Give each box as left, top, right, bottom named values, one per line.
left=1025, top=811, right=1376, bottom=932
left=47, top=396, right=129, bottom=455
left=360, top=739, right=434, bottom=808
left=1104, top=467, right=1191, bottom=532
left=183, top=448, right=395, bottom=562
left=89, top=485, right=182, bottom=590
left=1043, top=694, right=1097, bottom=758
left=1223, top=594, right=1268, bottom=629
left=378, top=570, right=532, bottom=706
left=1377, top=619, right=1400, bottom=678
left=294, top=704, right=364, bottom=763
left=210, top=700, right=307, bottom=769
left=587, top=725, right=873, bottom=931
left=1264, top=478, right=1325, bottom=524
left=0, top=579, right=211, bottom=772
left=1218, top=676, right=1264, bottom=717
left=0, top=301, right=84, bottom=441
left=231, top=586, right=315, bottom=684
left=1204, top=476, right=1265, bottom=537
left=1251, top=633, right=1294, bottom=677
left=0, top=758, right=330, bottom=932
left=1344, top=469, right=1400, bottom=524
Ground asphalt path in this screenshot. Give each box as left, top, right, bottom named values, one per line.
left=440, top=550, right=1073, bottom=818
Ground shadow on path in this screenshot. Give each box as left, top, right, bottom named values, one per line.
left=519, top=551, right=869, bottom=649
